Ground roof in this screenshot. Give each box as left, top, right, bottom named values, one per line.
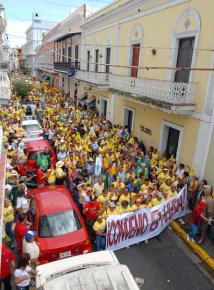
left=30, top=186, right=73, bottom=215
left=26, top=139, right=50, bottom=152
left=42, top=264, right=139, bottom=290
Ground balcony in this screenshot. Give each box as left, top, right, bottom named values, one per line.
left=109, top=75, right=196, bottom=114
left=0, top=70, right=11, bottom=104
left=54, top=62, right=80, bottom=73
left=75, top=70, right=109, bottom=88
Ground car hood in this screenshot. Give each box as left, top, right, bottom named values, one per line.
left=38, top=228, right=88, bottom=252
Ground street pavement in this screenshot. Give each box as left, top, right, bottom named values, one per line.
left=116, top=229, right=214, bottom=290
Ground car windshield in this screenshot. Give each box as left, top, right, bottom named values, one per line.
left=22, top=124, right=41, bottom=132
left=38, top=210, right=82, bottom=238
left=28, top=151, right=52, bottom=160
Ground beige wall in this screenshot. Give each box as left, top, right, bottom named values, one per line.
left=204, top=132, right=214, bottom=186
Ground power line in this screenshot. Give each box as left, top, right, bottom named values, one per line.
left=42, top=0, right=112, bottom=6
left=7, top=33, right=214, bottom=53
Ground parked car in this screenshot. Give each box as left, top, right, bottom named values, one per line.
left=21, top=119, right=43, bottom=142
left=26, top=140, right=56, bottom=170
left=28, top=185, right=92, bottom=264
left=36, top=251, right=142, bottom=290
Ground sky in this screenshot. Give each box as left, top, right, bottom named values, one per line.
left=1, top=0, right=112, bottom=47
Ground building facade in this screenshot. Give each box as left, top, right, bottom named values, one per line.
left=75, top=0, right=214, bottom=181
left=24, top=12, right=56, bottom=76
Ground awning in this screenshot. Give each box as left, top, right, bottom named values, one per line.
left=85, top=96, right=96, bottom=107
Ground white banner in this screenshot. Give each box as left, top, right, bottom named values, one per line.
left=106, top=187, right=187, bottom=251
left=95, top=157, right=102, bottom=176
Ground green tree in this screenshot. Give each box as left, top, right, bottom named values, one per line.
left=15, top=81, right=32, bottom=99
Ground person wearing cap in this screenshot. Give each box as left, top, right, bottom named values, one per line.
left=106, top=202, right=118, bottom=216
left=157, top=168, right=168, bottom=185
left=55, top=161, right=66, bottom=185
left=83, top=196, right=100, bottom=240
left=22, top=231, right=40, bottom=266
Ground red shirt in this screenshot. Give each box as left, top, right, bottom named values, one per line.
left=84, top=201, right=100, bottom=221
left=36, top=168, right=45, bottom=185
left=18, top=164, right=27, bottom=176
left=1, top=244, right=15, bottom=279
left=190, top=201, right=206, bottom=225
left=15, top=221, right=27, bottom=253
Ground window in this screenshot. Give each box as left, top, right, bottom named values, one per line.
left=38, top=210, right=82, bottom=238
left=105, top=47, right=111, bottom=73
left=95, top=49, right=99, bottom=72
left=87, top=50, right=90, bottom=71
left=22, top=124, right=41, bottom=132
left=75, top=45, right=79, bottom=68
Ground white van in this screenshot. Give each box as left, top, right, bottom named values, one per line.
left=36, top=251, right=141, bottom=290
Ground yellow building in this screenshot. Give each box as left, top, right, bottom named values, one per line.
left=75, top=0, right=214, bottom=181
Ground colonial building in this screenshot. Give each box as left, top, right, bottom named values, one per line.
left=24, top=12, right=56, bottom=76
left=75, top=0, right=214, bottom=181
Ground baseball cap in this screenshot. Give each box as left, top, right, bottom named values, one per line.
left=25, top=231, right=36, bottom=242
left=109, top=201, right=116, bottom=208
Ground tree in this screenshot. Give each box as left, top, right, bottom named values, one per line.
left=15, top=81, right=32, bottom=99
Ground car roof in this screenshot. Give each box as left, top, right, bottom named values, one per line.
left=30, top=186, right=74, bottom=215
left=26, top=140, right=50, bottom=152
left=21, top=119, right=39, bottom=125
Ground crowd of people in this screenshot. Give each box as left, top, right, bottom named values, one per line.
left=1, top=80, right=214, bottom=290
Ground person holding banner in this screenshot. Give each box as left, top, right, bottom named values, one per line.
left=93, top=215, right=106, bottom=251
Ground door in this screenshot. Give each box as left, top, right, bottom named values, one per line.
left=166, top=127, right=180, bottom=159
left=124, top=108, right=133, bottom=132
left=95, top=49, right=99, bottom=72
left=87, top=50, right=90, bottom=71
left=68, top=47, right=72, bottom=63
left=75, top=45, right=79, bottom=68
left=174, top=37, right=195, bottom=83
left=105, top=47, right=111, bottom=73
left=100, top=99, right=107, bottom=118
left=131, top=44, right=140, bottom=78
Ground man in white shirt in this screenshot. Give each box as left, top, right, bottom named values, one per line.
left=22, top=231, right=40, bottom=265
left=93, top=177, right=104, bottom=197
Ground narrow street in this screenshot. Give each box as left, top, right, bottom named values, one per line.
left=116, top=229, right=214, bottom=290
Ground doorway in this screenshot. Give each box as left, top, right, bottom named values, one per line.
left=100, top=98, right=108, bottom=118
left=105, top=47, right=111, bottom=74
left=159, top=121, right=184, bottom=162
left=131, top=43, right=140, bottom=78
left=123, top=107, right=134, bottom=132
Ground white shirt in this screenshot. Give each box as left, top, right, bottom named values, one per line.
left=22, top=240, right=40, bottom=260
left=93, top=183, right=104, bottom=197
left=16, top=197, right=29, bottom=213
left=14, top=265, right=31, bottom=287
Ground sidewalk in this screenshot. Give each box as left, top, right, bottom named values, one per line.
left=176, top=215, right=214, bottom=259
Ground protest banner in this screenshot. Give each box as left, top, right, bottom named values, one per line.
left=106, top=187, right=187, bottom=251
left=95, top=156, right=102, bottom=176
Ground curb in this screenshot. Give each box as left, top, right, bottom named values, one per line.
left=171, top=221, right=214, bottom=271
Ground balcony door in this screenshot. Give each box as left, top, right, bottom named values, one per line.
left=174, top=37, right=195, bottom=83
left=95, top=49, right=99, bottom=72
left=105, top=47, right=111, bottom=73
left=87, top=50, right=90, bottom=71
left=131, top=43, right=140, bottom=78
left=75, top=45, right=79, bottom=68
left=68, top=46, right=72, bottom=64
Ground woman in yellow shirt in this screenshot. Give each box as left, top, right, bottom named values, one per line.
left=93, top=216, right=106, bottom=251
left=132, top=198, right=143, bottom=211
left=117, top=200, right=132, bottom=214
left=106, top=202, right=118, bottom=216
left=47, top=164, right=56, bottom=185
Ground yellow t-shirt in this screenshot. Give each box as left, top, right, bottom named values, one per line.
left=117, top=205, right=132, bottom=214
left=93, top=219, right=106, bottom=232
left=47, top=169, right=56, bottom=184
left=119, top=194, right=131, bottom=204
left=160, top=183, right=171, bottom=193
left=4, top=205, right=14, bottom=223
left=142, top=202, right=152, bottom=208
left=97, top=194, right=110, bottom=210
left=158, top=173, right=168, bottom=184
left=132, top=204, right=143, bottom=210
left=106, top=208, right=118, bottom=216
left=151, top=198, right=164, bottom=207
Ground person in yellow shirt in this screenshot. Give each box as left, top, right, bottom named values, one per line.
left=3, top=198, right=15, bottom=247
left=157, top=168, right=168, bottom=184
left=97, top=189, right=110, bottom=211
left=119, top=188, right=131, bottom=205
left=159, top=179, right=172, bottom=193
left=47, top=164, right=56, bottom=185
left=151, top=193, right=164, bottom=207
left=132, top=198, right=143, bottom=211
left=141, top=179, right=151, bottom=191
left=117, top=200, right=132, bottom=214
left=93, top=215, right=106, bottom=251
left=142, top=196, right=152, bottom=208
left=106, top=202, right=118, bottom=216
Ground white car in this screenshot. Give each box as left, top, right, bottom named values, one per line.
left=21, top=119, right=44, bottom=142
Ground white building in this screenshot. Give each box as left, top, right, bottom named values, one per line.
left=24, top=12, right=56, bottom=76
left=0, top=3, right=11, bottom=104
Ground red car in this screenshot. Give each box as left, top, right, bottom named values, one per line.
left=28, top=185, right=92, bottom=264
left=26, top=140, right=56, bottom=170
